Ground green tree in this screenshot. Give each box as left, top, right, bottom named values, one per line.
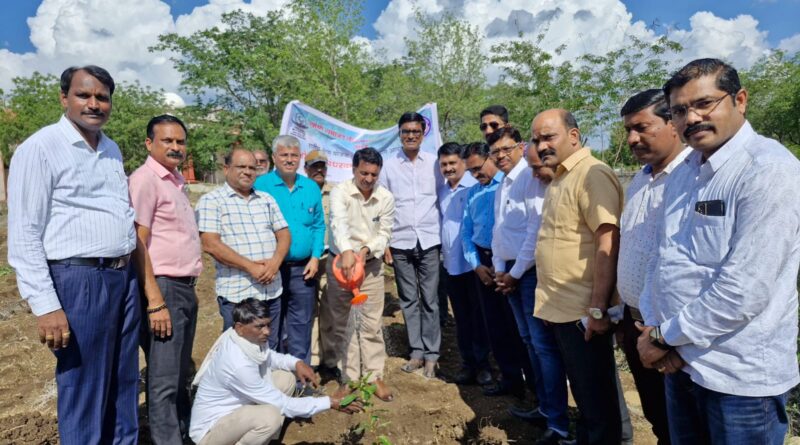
left=104, top=82, right=169, bottom=172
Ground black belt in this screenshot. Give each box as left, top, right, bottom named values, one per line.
left=625, top=304, right=644, bottom=322
left=283, top=257, right=311, bottom=267
left=156, top=276, right=198, bottom=287
left=48, top=254, right=131, bottom=270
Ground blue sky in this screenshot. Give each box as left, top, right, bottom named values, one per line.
left=2, top=0, right=797, bottom=52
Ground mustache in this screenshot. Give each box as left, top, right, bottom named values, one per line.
left=684, top=123, right=714, bottom=139
left=630, top=144, right=650, bottom=152
left=82, top=112, right=105, bottom=117
left=166, top=151, right=184, bottom=160
left=538, top=149, right=556, bottom=159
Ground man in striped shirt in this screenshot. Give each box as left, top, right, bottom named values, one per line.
left=8, top=65, right=141, bottom=444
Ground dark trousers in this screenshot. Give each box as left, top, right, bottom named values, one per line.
left=49, top=262, right=140, bottom=445
left=621, top=305, right=671, bottom=445
left=391, top=242, right=441, bottom=361
left=475, top=248, right=532, bottom=397
left=217, top=296, right=282, bottom=349
left=665, top=370, right=789, bottom=445
left=278, top=263, right=318, bottom=365
left=142, top=277, right=198, bottom=445
left=552, top=321, right=622, bottom=445
left=437, top=262, right=449, bottom=324
left=446, top=270, right=490, bottom=371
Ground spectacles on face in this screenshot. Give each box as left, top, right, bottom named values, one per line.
left=669, top=94, right=731, bottom=121
left=467, top=157, right=488, bottom=175
left=255, top=159, right=268, bottom=165
left=400, top=129, right=423, bottom=136
left=489, top=143, right=519, bottom=160
left=479, top=121, right=502, bottom=132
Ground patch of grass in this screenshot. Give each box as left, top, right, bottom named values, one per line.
left=0, top=266, right=14, bottom=277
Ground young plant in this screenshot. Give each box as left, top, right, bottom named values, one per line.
left=339, top=372, right=392, bottom=445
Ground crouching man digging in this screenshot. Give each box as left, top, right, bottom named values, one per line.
left=190, top=298, right=361, bottom=445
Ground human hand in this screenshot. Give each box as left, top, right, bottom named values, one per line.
left=247, top=261, right=267, bottom=282
left=636, top=322, right=669, bottom=368
left=295, top=361, right=319, bottom=388
left=653, top=349, right=685, bottom=374
left=37, top=309, right=71, bottom=350
left=584, top=315, right=611, bottom=341
left=475, top=265, right=494, bottom=286
left=340, top=250, right=357, bottom=281
left=148, top=304, right=173, bottom=338
left=303, top=257, right=319, bottom=281
left=330, top=392, right=364, bottom=414
left=495, top=272, right=518, bottom=295
left=258, top=258, right=281, bottom=284
left=383, top=248, right=393, bottom=266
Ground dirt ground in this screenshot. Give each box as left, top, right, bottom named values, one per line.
left=0, top=203, right=659, bottom=444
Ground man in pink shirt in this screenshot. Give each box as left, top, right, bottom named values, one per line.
left=129, top=115, right=203, bottom=444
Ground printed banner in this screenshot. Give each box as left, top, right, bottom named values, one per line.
left=280, top=100, right=443, bottom=183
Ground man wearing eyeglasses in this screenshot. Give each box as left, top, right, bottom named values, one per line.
left=253, top=149, right=270, bottom=175
left=196, top=148, right=291, bottom=336
left=531, top=109, right=624, bottom=444
left=636, top=58, right=800, bottom=444
left=379, top=112, right=442, bottom=379
left=486, top=127, right=568, bottom=438
left=480, top=105, right=509, bottom=140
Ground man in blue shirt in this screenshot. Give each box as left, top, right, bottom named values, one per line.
left=460, top=141, right=536, bottom=403
left=638, top=58, right=800, bottom=445
left=436, top=142, right=490, bottom=385
left=254, top=135, right=325, bottom=365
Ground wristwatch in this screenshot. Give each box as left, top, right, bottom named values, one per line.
left=588, top=307, right=605, bottom=320
left=649, top=326, right=673, bottom=351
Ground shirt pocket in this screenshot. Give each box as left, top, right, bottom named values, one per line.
left=690, top=213, right=730, bottom=266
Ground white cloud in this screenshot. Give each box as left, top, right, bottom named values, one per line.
left=0, top=0, right=289, bottom=101
left=667, top=12, right=771, bottom=68
left=778, top=33, right=800, bottom=55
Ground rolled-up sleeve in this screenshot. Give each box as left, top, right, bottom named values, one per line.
left=7, top=142, right=60, bottom=316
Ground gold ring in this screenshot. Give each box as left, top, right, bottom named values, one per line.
left=45, top=335, right=54, bottom=340
left=657, top=367, right=666, bottom=373
left=62, top=332, right=71, bottom=337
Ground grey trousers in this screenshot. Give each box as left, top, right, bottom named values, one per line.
left=142, top=277, right=198, bottom=445
left=391, top=242, right=441, bottom=361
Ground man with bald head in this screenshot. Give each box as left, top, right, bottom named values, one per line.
left=531, top=109, right=624, bottom=444
left=196, top=148, right=291, bottom=341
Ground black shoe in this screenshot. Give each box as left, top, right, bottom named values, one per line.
left=316, top=364, right=341, bottom=381
left=483, top=382, right=508, bottom=396
left=476, top=369, right=493, bottom=386
left=508, top=404, right=547, bottom=425
left=534, top=429, right=570, bottom=445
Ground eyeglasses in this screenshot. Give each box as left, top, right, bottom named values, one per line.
left=400, top=129, right=423, bottom=136
left=669, top=94, right=731, bottom=121
left=467, top=157, right=488, bottom=175
left=479, top=121, right=502, bottom=132
left=489, top=143, right=519, bottom=159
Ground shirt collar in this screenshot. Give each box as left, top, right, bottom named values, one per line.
left=398, top=149, right=426, bottom=163
left=704, top=121, right=754, bottom=173
left=268, top=171, right=304, bottom=189
left=145, top=155, right=183, bottom=181
left=346, top=179, right=378, bottom=203
left=645, top=146, right=692, bottom=179
left=557, top=147, right=591, bottom=175
left=223, top=182, right=257, bottom=199
left=491, top=171, right=504, bottom=185
left=444, top=173, right=477, bottom=192
left=58, top=114, right=109, bottom=152
left=505, top=158, right=528, bottom=182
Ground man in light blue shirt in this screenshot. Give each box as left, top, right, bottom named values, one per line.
left=254, top=135, right=325, bottom=366
left=436, top=142, right=489, bottom=385
left=638, top=58, right=800, bottom=445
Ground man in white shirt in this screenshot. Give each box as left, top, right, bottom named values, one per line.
left=190, top=298, right=360, bottom=445
left=638, top=58, right=800, bottom=445
left=617, top=89, right=689, bottom=445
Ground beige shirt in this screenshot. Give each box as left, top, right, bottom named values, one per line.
left=330, top=179, right=395, bottom=260
left=534, top=148, right=623, bottom=323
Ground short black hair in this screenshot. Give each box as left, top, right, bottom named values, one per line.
left=620, top=89, right=671, bottom=122
left=561, top=110, right=579, bottom=132
left=437, top=142, right=463, bottom=158
left=146, top=114, right=188, bottom=140
left=461, top=142, right=490, bottom=160
left=223, top=147, right=252, bottom=166
left=486, top=126, right=522, bottom=146
left=353, top=147, right=383, bottom=169
left=60, top=65, right=115, bottom=96
left=480, top=105, right=509, bottom=123
left=663, top=58, right=741, bottom=105
left=398, top=112, right=427, bottom=132
left=233, top=298, right=270, bottom=325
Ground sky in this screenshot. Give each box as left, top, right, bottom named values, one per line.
left=1, top=0, right=798, bottom=107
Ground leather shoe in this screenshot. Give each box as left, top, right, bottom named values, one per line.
left=535, top=429, right=570, bottom=445
left=400, top=358, right=424, bottom=373
left=423, top=360, right=437, bottom=379
left=374, top=379, right=393, bottom=402
left=508, top=404, right=547, bottom=425
left=476, top=369, right=493, bottom=386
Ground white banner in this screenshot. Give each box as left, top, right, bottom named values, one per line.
left=280, top=100, right=443, bottom=183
